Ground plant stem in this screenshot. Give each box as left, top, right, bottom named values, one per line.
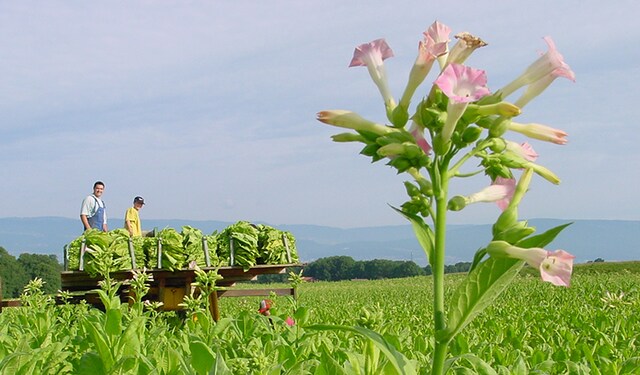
left=431, top=158, right=450, bottom=375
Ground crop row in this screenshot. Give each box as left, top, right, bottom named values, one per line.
left=1, top=270, right=638, bottom=373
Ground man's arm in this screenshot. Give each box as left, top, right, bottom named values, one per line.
left=125, top=219, right=133, bottom=236
left=80, top=214, right=90, bottom=230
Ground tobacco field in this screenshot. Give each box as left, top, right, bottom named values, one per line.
left=1, top=263, right=639, bottom=374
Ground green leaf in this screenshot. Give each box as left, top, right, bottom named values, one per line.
left=455, top=353, right=498, bottom=375
left=390, top=205, right=434, bottom=264
left=212, top=351, right=233, bottom=375
left=315, top=350, right=350, bottom=375
left=620, top=357, right=640, bottom=373
left=104, top=308, right=122, bottom=337
left=516, top=222, right=572, bottom=249
left=114, top=316, right=144, bottom=358
left=307, top=324, right=417, bottom=375
left=190, top=340, right=214, bottom=374
left=444, top=257, right=524, bottom=342
left=76, top=352, right=107, bottom=375
left=83, top=319, right=114, bottom=371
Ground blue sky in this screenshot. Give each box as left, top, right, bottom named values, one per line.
left=1, top=1, right=638, bottom=228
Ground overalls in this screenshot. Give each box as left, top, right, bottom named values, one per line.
left=87, top=196, right=106, bottom=230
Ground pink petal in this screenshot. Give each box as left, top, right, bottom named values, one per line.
left=425, top=20, right=451, bottom=44
left=434, top=63, right=490, bottom=103
left=349, top=38, right=394, bottom=67
left=492, top=177, right=516, bottom=211
left=409, top=122, right=432, bottom=154
left=539, top=249, right=575, bottom=287
left=542, top=36, right=576, bottom=82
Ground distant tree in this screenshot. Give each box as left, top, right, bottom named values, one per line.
left=17, top=253, right=62, bottom=295
left=452, top=262, right=472, bottom=273
left=424, top=264, right=432, bottom=276
left=390, top=261, right=425, bottom=278
left=363, top=259, right=396, bottom=280
left=594, top=258, right=605, bottom=263
left=0, top=247, right=29, bottom=298
left=305, top=256, right=357, bottom=281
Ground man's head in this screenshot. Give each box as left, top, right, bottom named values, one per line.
left=93, top=181, right=105, bottom=197
left=133, top=196, right=145, bottom=208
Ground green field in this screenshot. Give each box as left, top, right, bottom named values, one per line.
left=1, top=262, right=639, bottom=373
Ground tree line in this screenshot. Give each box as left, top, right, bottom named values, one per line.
left=302, top=256, right=471, bottom=281
left=258, top=256, right=472, bottom=283
left=0, top=246, right=62, bottom=298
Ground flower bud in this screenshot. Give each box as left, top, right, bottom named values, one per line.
left=492, top=206, right=518, bottom=237
left=489, top=117, right=511, bottom=138
left=391, top=105, right=410, bottom=128
left=417, top=178, right=433, bottom=196
left=404, top=181, right=421, bottom=198
left=447, top=196, right=467, bottom=211
left=377, top=143, right=405, bottom=157
left=461, top=126, right=483, bottom=143
left=432, top=134, right=451, bottom=155
left=331, top=133, right=366, bottom=143
left=317, top=110, right=393, bottom=136
left=488, top=138, right=506, bottom=153
left=474, top=102, right=521, bottom=117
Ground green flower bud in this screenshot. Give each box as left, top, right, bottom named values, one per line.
left=488, top=138, right=507, bottom=153
left=377, top=143, right=405, bottom=157
left=461, top=126, right=483, bottom=143
left=391, top=105, right=410, bottom=128
left=404, top=181, right=421, bottom=198
left=432, top=134, right=451, bottom=155
left=416, top=178, right=433, bottom=196
left=492, top=206, right=518, bottom=237
left=387, top=157, right=412, bottom=173
left=489, top=117, right=511, bottom=138
left=331, top=133, right=366, bottom=143
left=447, top=196, right=467, bottom=211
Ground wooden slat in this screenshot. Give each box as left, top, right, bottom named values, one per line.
left=217, top=288, right=295, bottom=298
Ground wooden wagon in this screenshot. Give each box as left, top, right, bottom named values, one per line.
left=59, top=264, right=301, bottom=321
left=57, top=232, right=303, bottom=320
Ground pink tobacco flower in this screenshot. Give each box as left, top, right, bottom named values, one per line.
left=399, top=32, right=447, bottom=109
left=506, top=141, right=538, bottom=162
left=409, top=121, right=432, bottom=154
left=465, top=177, right=515, bottom=211
left=487, top=241, right=575, bottom=287
left=434, top=63, right=490, bottom=143
left=492, top=177, right=516, bottom=211
left=435, top=63, right=490, bottom=103
left=285, top=317, right=295, bottom=326
left=424, top=20, right=452, bottom=69
left=499, top=36, right=575, bottom=100
left=349, top=38, right=396, bottom=110
left=507, top=121, right=568, bottom=145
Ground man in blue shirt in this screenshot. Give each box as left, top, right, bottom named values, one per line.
left=80, top=181, right=108, bottom=232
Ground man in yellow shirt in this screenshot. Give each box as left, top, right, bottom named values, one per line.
left=124, top=196, right=145, bottom=236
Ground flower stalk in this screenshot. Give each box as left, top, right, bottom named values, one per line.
left=316, top=21, right=575, bottom=375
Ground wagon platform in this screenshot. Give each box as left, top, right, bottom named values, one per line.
left=58, top=264, right=302, bottom=321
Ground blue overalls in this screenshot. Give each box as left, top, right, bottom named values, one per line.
left=87, top=196, right=106, bottom=230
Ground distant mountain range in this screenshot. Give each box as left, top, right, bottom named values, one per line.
left=1, top=217, right=638, bottom=266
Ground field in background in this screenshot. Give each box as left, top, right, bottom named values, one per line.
left=1, top=261, right=639, bottom=372
left=219, top=261, right=640, bottom=371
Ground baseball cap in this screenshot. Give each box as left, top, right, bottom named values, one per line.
left=134, top=196, right=145, bottom=205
